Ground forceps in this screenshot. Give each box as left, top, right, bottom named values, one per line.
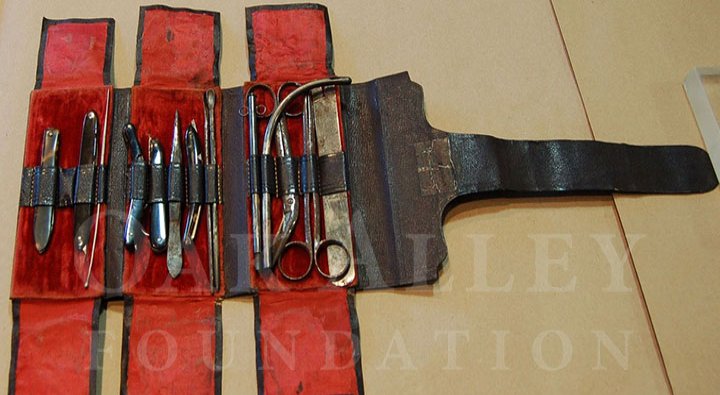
left=247, top=82, right=302, bottom=271
left=277, top=92, right=350, bottom=281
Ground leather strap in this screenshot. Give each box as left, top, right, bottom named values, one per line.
left=276, top=156, right=299, bottom=196
left=258, top=154, right=276, bottom=196
left=167, top=163, right=183, bottom=202
left=205, top=164, right=220, bottom=204
left=148, top=163, right=165, bottom=204
left=187, top=163, right=204, bottom=204
left=318, top=152, right=348, bottom=195
left=448, top=134, right=718, bottom=197
left=19, top=165, right=110, bottom=207
left=128, top=162, right=147, bottom=201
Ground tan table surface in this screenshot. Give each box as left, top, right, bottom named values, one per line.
left=1, top=1, right=718, bottom=394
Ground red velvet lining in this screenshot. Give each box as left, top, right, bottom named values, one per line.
left=40, top=21, right=109, bottom=89
left=125, top=298, right=217, bottom=394
left=11, top=87, right=111, bottom=299
left=13, top=299, right=97, bottom=394
left=138, top=8, right=217, bottom=87
left=257, top=290, right=359, bottom=394
left=123, top=86, right=224, bottom=297
left=246, top=6, right=356, bottom=291
left=251, top=8, right=330, bottom=81
left=247, top=6, right=362, bottom=392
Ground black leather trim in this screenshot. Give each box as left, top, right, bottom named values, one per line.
left=127, top=162, right=147, bottom=200
left=205, top=164, right=219, bottom=203
left=74, top=164, right=96, bottom=204
left=35, top=167, right=58, bottom=206
left=248, top=154, right=261, bottom=194
left=57, top=168, right=76, bottom=207
left=167, top=163, right=183, bottom=202
left=318, top=152, right=347, bottom=195
left=187, top=163, right=204, bottom=204
left=276, top=156, right=299, bottom=196
left=148, top=163, right=165, bottom=204
left=259, top=155, right=276, bottom=196
left=20, top=165, right=109, bottom=207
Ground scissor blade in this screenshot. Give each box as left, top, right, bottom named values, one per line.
left=34, top=128, right=59, bottom=253
left=74, top=111, right=98, bottom=252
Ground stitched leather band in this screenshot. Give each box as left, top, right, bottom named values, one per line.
left=167, top=163, right=183, bottom=202
left=318, top=152, right=347, bottom=195
left=276, top=156, right=299, bottom=196
left=187, top=163, right=204, bottom=204
left=205, top=164, right=220, bottom=204
left=19, top=165, right=109, bottom=207
left=148, top=163, right=165, bottom=204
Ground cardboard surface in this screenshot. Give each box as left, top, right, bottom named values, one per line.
left=553, top=1, right=720, bottom=393
left=0, top=1, right=717, bottom=394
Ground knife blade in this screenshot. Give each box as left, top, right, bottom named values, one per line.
left=183, top=120, right=203, bottom=246
left=149, top=138, right=167, bottom=252
left=74, top=111, right=98, bottom=253
left=122, top=123, right=145, bottom=252
left=34, top=128, right=59, bottom=253
left=167, top=110, right=183, bottom=278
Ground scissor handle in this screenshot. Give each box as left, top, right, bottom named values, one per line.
left=277, top=240, right=314, bottom=281
left=314, top=239, right=351, bottom=280
left=277, top=81, right=304, bottom=117
left=241, top=83, right=276, bottom=118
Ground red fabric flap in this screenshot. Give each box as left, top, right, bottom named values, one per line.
left=123, top=297, right=220, bottom=394
left=12, top=87, right=112, bottom=299
left=13, top=18, right=114, bottom=299
left=256, top=290, right=361, bottom=394
left=135, top=6, right=220, bottom=88
left=245, top=5, right=364, bottom=392
left=247, top=4, right=333, bottom=81
left=37, top=18, right=114, bottom=89
left=10, top=299, right=101, bottom=395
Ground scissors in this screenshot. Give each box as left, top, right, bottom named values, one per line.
left=249, top=77, right=353, bottom=279
left=276, top=91, right=351, bottom=281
